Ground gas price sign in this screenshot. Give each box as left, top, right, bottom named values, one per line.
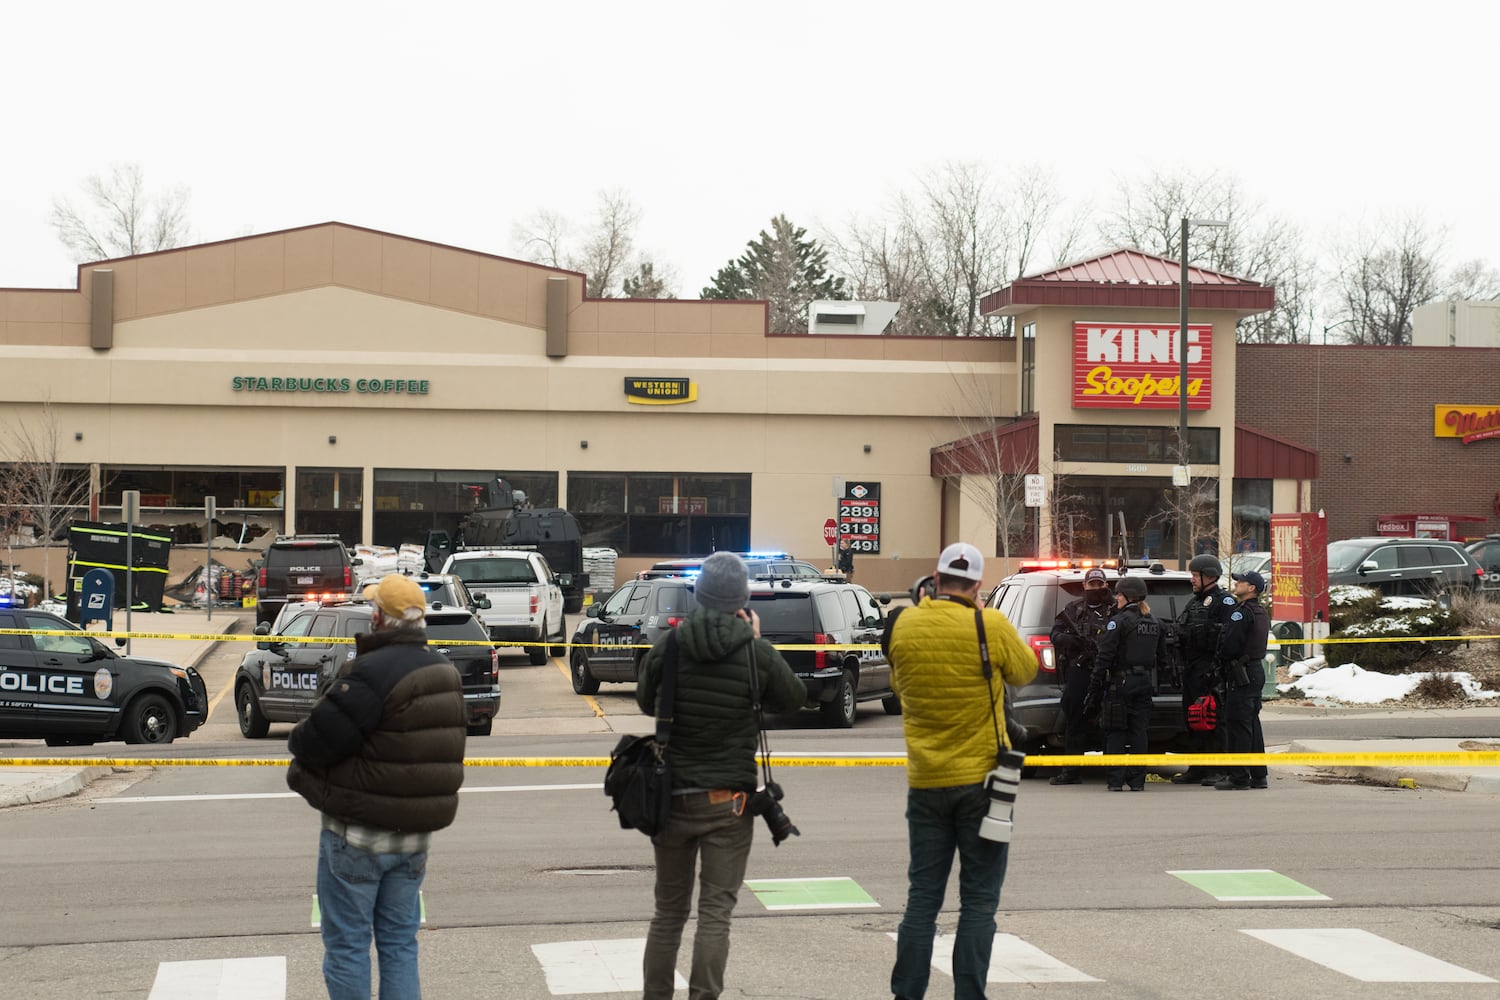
left=839, top=481, right=881, bottom=554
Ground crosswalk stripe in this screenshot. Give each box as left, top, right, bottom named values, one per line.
left=743, top=876, right=879, bottom=910
left=1168, top=868, right=1329, bottom=901
left=530, top=939, right=686, bottom=995
left=148, top=956, right=286, bottom=999
left=885, top=932, right=1099, bottom=983
left=1243, top=928, right=1497, bottom=982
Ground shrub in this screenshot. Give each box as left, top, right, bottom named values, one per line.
left=1327, top=598, right=1459, bottom=674
left=1407, top=673, right=1466, bottom=703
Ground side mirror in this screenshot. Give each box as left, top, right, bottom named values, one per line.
left=473, top=595, right=491, bottom=610
left=862, top=615, right=882, bottom=628
left=114, top=637, right=127, bottom=649
left=1359, top=560, right=1378, bottom=575
left=586, top=604, right=602, bottom=618
left=875, top=592, right=892, bottom=606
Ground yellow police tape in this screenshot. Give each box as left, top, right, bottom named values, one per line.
left=3, top=626, right=1499, bottom=653
left=2, top=752, right=1498, bottom=769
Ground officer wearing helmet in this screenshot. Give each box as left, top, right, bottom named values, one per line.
left=1083, top=574, right=1163, bottom=792
left=1047, top=567, right=1114, bottom=785
left=1169, top=553, right=1237, bottom=785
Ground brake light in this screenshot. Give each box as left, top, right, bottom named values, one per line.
left=1028, top=635, right=1056, bottom=673
left=814, top=632, right=831, bottom=670
left=665, top=616, right=684, bottom=628
left=489, top=647, right=499, bottom=680
left=529, top=595, right=539, bottom=615
left=343, top=567, right=351, bottom=588
left=258, top=567, right=267, bottom=588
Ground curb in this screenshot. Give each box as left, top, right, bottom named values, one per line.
left=0, top=765, right=113, bottom=808
left=1286, top=739, right=1495, bottom=793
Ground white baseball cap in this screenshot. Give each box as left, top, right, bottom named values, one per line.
left=937, top=542, right=984, bottom=581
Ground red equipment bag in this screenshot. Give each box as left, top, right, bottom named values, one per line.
left=1187, top=693, right=1218, bottom=732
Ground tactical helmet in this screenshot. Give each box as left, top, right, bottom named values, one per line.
left=1115, top=575, right=1147, bottom=601
left=1187, top=554, right=1222, bottom=578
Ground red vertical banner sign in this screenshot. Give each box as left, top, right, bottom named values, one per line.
left=1270, top=512, right=1328, bottom=621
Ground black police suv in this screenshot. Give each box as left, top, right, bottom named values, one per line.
left=569, top=576, right=697, bottom=694
left=749, top=578, right=894, bottom=728
left=255, top=534, right=355, bottom=626
left=986, top=562, right=1196, bottom=752
left=0, top=608, right=208, bottom=746
left=234, top=601, right=501, bottom=738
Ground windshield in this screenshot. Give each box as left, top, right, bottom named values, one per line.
left=450, top=558, right=533, bottom=586
left=1327, top=541, right=1371, bottom=573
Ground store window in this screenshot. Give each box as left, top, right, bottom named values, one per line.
left=567, top=472, right=751, bottom=556
left=1055, top=425, right=1219, bottom=465
left=1231, top=478, right=1272, bottom=551
left=295, top=468, right=363, bottom=547
left=101, top=467, right=285, bottom=511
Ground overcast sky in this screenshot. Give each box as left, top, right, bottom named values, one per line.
left=5, top=0, right=1496, bottom=297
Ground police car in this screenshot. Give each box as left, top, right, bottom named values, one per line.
left=0, top=608, right=208, bottom=746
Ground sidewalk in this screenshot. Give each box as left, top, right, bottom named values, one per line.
left=1284, top=738, right=1500, bottom=794
left=0, top=608, right=245, bottom=807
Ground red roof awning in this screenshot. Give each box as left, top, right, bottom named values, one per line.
left=931, top=418, right=1039, bottom=477
left=981, top=248, right=1274, bottom=317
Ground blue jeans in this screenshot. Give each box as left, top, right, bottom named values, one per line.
left=317, top=828, right=426, bottom=1000
left=891, top=783, right=1009, bottom=1000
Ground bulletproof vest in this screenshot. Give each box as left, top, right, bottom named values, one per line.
left=1180, top=585, right=1233, bottom=664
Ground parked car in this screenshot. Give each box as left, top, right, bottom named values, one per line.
left=0, top=608, right=208, bottom=745
left=441, top=548, right=567, bottom=664
left=1464, top=535, right=1500, bottom=593
left=985, top=562, right=1196, bottom=753
left=748, top=578, right=893, bottom=727
left=255, top=534, right=354, bottom=626
left=1325, top=537, right=1485, bottom=600
left=234, top=600, right=501, bottom=738
left=568, top=575, right=698, bottom=694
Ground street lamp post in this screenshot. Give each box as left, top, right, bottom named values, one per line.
left=1177, top=217, right=1228, bottom=569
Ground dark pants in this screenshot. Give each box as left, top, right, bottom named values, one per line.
left=1057, top=664, right=1091, bottom=772
left=1181, top=665, right=1225, bottom=774
left=1104, top=674, right=1153, bottom=789
left=1221, top=667, right=1267, bottom=786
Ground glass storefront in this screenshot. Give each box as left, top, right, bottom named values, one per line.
left=1057, top=475, right=1220, bottom=563
left=371, top=469, right=559, bottom=548
left=294, top=467, right=363, bottom=547
left=1055, top=425, right=1220, bottom=464
left=567, top=472, right=751, bottom=556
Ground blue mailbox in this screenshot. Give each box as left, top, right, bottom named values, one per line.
left=80, top=568, right=115, bottom=629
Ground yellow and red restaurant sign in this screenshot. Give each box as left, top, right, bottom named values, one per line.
left=1270, top=512, right=1328, bottom=622
left=1434, top=405, right=1500, bottom=444
left=1072, top=323, right=1212, bottom=410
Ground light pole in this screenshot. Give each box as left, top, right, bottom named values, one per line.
left=1312, top=318, right=1355, bottom=508
left=1177, top=217, right=1228, bottom=569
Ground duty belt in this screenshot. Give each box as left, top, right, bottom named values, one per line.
left=1123, top=665, right=1152, bottom=676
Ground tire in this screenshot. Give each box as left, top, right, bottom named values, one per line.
left=563, top=594, right=583, bottom=615
left=881, top=693, right=903, bottom=716
left=236, top=684, right=270, bottom=739
left=122, top=693, right=178, bottom=745
left=528, top=623, right=549, bottom=665
left=549, top=618, right=568, bottom=658
left=467, top=719, right=493, bottom=737
left=571, top=651, right=600, bottom=695
left=820, top=668, right=857, bottom=728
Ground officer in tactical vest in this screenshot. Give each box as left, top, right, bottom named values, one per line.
left=1214, top=570, right=1271, bottom=790
left=1047, top=567, right=1114, bottom=785
left=1169, top=554, right=1238, bottom=785
left=1084, top=574, right=1163, bottom=792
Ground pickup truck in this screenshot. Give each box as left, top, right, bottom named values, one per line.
left=441, top=549, right=568, bottom=664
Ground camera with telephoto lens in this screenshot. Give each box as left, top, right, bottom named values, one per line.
left=746, top=781, right=799, bottom=846
left=979, top=749, right=1026, bottom=843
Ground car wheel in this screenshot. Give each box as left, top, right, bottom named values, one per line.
left=820, top=668, right=857, bottom=728
left=528, top=623, right=549, bottom=665
left=563, top=595, right=583, bottom=615
left=881, top=693, right=902, bottom=716
left=122, top=693, right=178, bottom=745
left=236, top=684, right=270, bottom=739
left=549, top=619, right=568, bottom=658
left=467, top=719, right=493, bottom=737
left=571, top=651, right=600, bottom=695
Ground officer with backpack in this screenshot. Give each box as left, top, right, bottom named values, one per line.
left=1170, top=554, right=1238, bottom=786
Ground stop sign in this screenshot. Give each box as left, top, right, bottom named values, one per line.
left=823, top=518, right=839, bottom=545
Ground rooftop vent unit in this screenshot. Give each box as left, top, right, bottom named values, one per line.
left=808, top=300, right=900, bottom=335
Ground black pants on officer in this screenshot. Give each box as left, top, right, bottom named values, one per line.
left=1177, top=666, right=1225, bottom=781
left=1103, top=673, right=1153, bottom=791
left=1054, top=664, right=1091, bottom=782
left=1220, top=665, right=1268, bottom=789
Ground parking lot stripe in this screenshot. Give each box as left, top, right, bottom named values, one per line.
left=1243, top=928, right=1497, bottom=982
left=148, top=956, right=286, bottom=999
left=743, top=876, right=879, bottom=910
left=531, top=939, right=686, bottom=995
left=1168, top=868, right=1329, bottom=901
left=884, top=932, right=1100, bottom=983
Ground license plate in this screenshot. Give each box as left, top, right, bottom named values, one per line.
left=297, top=576, right=314, bottom=585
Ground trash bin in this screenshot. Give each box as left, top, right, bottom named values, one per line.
left=1273, top=620, right=1304, bottom=664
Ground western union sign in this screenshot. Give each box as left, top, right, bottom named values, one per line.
left=625, top=377, right=696, bottom=405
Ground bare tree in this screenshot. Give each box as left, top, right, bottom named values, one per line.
left=512, top=189, right=672, bottom=299
left=1442, top=258, right=1500, bottom=301
left=1, top=401, right=92, bottom=597
left=1330, top=216, right=1444, bottom=346
left=50, top=163, right=191, bottom=262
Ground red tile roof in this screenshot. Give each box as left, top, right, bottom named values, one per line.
left=980, top=248, right=1275, bottom=317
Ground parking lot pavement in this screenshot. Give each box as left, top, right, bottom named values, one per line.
left=0, top=608, right=246, bottom=807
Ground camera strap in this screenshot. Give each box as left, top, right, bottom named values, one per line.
left=656, top=631, right=680, bottom=748
left=746, top=637, right=776, bottom=790
left=974, top=608, right=1005, bottom=767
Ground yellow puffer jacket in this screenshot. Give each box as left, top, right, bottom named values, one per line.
left=890, top=595, right=1038, bottom=789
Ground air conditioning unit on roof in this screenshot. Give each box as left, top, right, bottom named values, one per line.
left=808, top=300, right=900, bottom=335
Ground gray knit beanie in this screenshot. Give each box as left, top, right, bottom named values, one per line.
left=693, top=552, right=750, bottom=614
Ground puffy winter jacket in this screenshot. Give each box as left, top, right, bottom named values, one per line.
left=889, top=595, right=1037, bottom=789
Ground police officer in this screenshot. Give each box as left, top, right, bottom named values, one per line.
left=1170, top=554, right=1238, bottom=786
left=1084, top=575, right=1164, bottom=792
left=1047, top=567, right=1114, bottom=785
left=1215, top=570, right=1271, bottom=790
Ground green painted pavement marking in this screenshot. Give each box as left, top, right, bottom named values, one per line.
left=1169, top=869, right=1329, bottom=901
left=311, top=891, right=428, bottom=927
left=743, top=876, right=879, bottom=910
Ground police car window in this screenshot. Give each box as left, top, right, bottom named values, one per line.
left=1018, top=583, right=1053, bottom=629
left=22, top=614, right=92, bottom=656
left=654, top=585, right=694, bottom=614
left=815, top=592, right=845, bottom=632
left=839, top=588, right=864, bottom=626
left=603, top=586, right=634, bottom=615
left=625, top=588, right=650, bottom=616
left=0, top=613, right=19, bottom=649
left=278, top=613, right=317, bottom=638
left=302, top=613, right=338, bottom=648
left=750, top=593, right=812, bottom=631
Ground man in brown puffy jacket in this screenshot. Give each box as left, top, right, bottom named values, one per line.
left=288, top=574, right=466, bottom=1000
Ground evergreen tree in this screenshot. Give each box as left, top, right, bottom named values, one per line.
left=702, top=214, right=847, bottom=332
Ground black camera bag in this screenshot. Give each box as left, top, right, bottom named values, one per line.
left=604, top=631, right=679, bottom=835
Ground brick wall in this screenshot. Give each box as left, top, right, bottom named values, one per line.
left=1237, top=344, right=1500, bottom=541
